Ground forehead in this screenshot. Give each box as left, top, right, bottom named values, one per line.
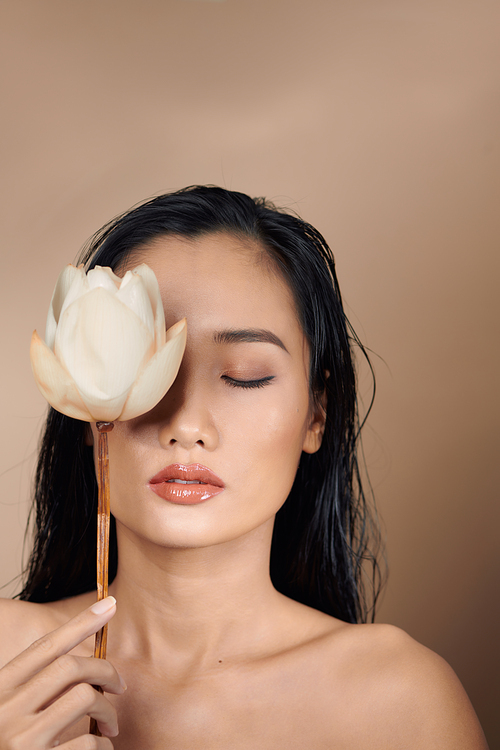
left=128, top=232, right=302, bottom=340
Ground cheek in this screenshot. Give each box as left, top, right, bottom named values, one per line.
left=228, top=392, right=310, bottom=505
left=264, top=405, right=308, bottom=452
left=104, top=425, right=151, bottom=506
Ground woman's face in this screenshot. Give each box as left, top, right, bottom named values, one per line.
left=93, top=232, right=325, bottom=550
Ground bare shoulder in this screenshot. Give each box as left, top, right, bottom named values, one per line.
left=0, top=598, right=55, bottom=667
left=0, top=591, right=95, bottom=668
left=315, top=621, right=488, bottom=749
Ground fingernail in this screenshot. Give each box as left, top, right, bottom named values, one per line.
left=90, top=596, right=116, bottom=615
left=119, top=674, right=127, bottom=690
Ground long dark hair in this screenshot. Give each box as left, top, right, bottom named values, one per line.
left=19, top=186, right=384, bottom=623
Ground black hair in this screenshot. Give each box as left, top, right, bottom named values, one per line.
left=19, top=185, right=384, bottom=623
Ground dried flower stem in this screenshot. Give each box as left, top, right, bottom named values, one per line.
left=89, top=421, right=114, bottom=737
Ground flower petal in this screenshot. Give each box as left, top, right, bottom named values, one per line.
left=54, top=287, right=154, bottom=420
left=115, top=271, right=155, bottom=338
left=45, top=265, right=82, bottom=350
left=57, top=267, right=91, bottom=327
left=119, top=318, right=187, bottom=421
left=87, top=266, right=121, bottom=292
left=131, top=264, right=166, bottom=349
left=29, top=330, right=93, bottom=421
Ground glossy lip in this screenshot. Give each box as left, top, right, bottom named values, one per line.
left=148, top=463, right=225, bottom=505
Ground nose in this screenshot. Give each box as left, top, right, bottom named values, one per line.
left=155, top=371, right=219, bottom=452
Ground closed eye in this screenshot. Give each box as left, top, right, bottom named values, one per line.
left=221, top=375, right=275, bottom=389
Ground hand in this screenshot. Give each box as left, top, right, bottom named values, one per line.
left=0, top=596, right=125, bottom=749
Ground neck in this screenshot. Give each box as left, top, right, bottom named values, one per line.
left=108, top=518, right=286, bottom=670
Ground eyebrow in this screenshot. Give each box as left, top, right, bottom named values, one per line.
left=213, top=328, right=289, bottom=354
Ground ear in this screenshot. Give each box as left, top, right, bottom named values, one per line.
left=302, top=386, right=327, bottom=455
left=84, top=422, right=94, bottom=447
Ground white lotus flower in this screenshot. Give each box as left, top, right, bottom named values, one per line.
left=30, top=263, right=186, bottom=422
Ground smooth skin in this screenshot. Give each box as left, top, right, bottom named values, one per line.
left=0, top=597, right=121, bottom=748
left=0, top=233, right=488, bottom=748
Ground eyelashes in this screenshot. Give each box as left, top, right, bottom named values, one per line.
left=221, top=375, right=275, bottom=390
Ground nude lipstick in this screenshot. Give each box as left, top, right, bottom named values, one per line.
left=148, top=463, right=225, bottom=505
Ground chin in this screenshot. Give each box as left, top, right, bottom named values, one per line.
left=115, top=510, right=274, bottom=553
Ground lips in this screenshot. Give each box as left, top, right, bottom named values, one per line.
left=148, top=463, right=225, bottom=505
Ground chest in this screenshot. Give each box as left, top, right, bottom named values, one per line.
left=61, top=658, right=348, bottom=749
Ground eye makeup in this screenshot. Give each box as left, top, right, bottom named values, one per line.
left=221, top=375, right=275, bottom=390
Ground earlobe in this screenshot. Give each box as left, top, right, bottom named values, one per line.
left=302, top=390, right=327, bottom=455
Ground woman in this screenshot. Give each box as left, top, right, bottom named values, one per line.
left=0, top=186, right=487, bottom=748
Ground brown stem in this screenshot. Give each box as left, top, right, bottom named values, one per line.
left=89, top=420, right=114, bottom=737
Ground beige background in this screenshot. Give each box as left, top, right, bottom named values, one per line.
left=0, top=0, right=498, bottom=744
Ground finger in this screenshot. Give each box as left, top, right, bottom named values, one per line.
left=19, top=654, right=126, bottom=715
left=1, top=597, right=117, bottom=687
left=35, top=682, right=119, bottom=745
